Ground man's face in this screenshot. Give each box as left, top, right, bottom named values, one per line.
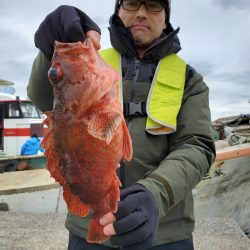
left=118, top=0, right=167, bottom=48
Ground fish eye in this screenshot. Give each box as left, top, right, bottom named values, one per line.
left=48, top=64, right=63, bottom=83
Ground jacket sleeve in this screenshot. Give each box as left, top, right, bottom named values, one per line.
left=138, top=72, right=216, bottom=218
left=27, top=51, right=54, bottom=112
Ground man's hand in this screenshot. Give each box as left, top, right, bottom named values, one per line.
left=34, top=5, right=101, bottom=60
left=100, top=184, right=159, bottom=250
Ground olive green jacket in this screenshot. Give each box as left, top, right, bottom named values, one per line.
left=28, top=14, right=215, bottom=247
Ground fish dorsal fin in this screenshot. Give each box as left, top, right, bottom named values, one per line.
left=88, top=111, right=123, bottom=144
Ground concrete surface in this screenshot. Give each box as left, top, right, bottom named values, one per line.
left=193, top=218, right=250, bottom=250
left=0, top=188, right=67, bottom=213
left=0, top=169, right=58, bottom=195
left=1, top=169, right=250, bottom=249
left=0, top=212, right=249, bottom=250
left=0, top=169, right=67, bottom=214
left=0, top=212, right=68, bottom=250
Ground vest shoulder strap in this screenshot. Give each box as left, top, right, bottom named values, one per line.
left=99, top=48, right=120, bottom=73
left=146, top=53, right=186, bottom=134
left=157, top=54, right=186, bottom=88
left=100, top=48, right=123, bottom=108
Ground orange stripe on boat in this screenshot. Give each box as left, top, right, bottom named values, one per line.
left=4, top=128, right=48, bottom=137
left=216, top=144, right=250, bottom=162
left=4, top=128, right=31, bottom=137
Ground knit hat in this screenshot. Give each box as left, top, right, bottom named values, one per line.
left=114, top=0, right=171, bottom=23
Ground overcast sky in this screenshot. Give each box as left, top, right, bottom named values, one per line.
left=0, top=0, right=249, bottom=120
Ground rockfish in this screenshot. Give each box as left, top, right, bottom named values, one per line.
left=42, top=38, right=133, bottom=243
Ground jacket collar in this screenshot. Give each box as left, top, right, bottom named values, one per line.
left=108, top=14, right=181, bottom=61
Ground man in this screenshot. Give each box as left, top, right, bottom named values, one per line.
left=28, top=1, right=215, bottom=249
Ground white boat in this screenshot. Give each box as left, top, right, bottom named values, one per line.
left=0, top=80, right=47, bottom=172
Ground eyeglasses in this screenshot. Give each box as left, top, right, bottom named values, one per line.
left=121, top=0, right=166, bottom=12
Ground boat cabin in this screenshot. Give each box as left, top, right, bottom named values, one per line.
left=0, top=92, right=45, bottom=156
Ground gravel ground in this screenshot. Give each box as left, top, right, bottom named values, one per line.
left=193, top=218, right=250, bottom=250
left=0, top=212, right=249, bottom=250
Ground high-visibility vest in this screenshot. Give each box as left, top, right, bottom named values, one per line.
left=99, top=48, right=186, bottom=135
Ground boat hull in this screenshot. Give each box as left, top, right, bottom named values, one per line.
left=194, top=144, right=250, bottom=233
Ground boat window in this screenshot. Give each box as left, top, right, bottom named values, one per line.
left=8, top=102, right=21, bottom=117
left=19, top=102, right=41, bottom=118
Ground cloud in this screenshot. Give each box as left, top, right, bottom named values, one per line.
left=189, top=60, right=215, bottom=77
left=207, top=70, right=250, bottom=119
left=0, top=25, right=37, bottom=96
left=215, top=0, right=250, bottom=10
left=0, top=0, right=115, bottom=98
left=206, top=74, right=248, bottom=100
left=0, top=0, right=249, bottom=120
left=187, top=57, right=250, bottom=119
left=215, top=71, right=250, bottom=87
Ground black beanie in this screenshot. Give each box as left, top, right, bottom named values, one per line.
left=114, top=0, right=171, bottom=23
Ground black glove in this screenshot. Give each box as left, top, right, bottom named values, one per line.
left=34, top=5, right=101, bottom=59
left=110, top=184, right=159, bottom=250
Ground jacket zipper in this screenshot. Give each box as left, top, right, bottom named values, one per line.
left=131, top=59, right=140, bottom=102
left=120, top=59, right=140, bottom=188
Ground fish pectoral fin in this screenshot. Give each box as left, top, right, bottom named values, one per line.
left=122, top=120, right=133, bottom=161
left=88, top=111, right=122, bottom=144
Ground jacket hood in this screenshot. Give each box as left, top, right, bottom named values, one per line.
left=108, top=14, right=181, bottom=61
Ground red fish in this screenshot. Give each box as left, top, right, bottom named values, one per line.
left=42, top=38, right=133, bottom=243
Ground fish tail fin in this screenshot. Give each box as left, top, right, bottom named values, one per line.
left=86, top=216, right=110, bottom=243
left=63, top=186, right=90, bottom=217
left=87, top=177, right=120, bottom=243
left=122, top=119, right=133, bottom=161
left=108, top=176, right=121, bottom=213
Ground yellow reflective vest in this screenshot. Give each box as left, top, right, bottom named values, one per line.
left=99, top=48, right=186, bottom=135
